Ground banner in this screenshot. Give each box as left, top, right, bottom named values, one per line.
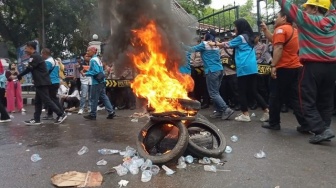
left=62, top=58, right=76, bottom=78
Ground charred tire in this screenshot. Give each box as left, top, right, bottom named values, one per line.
left=150, top=116, right=196, bottom=121
left=185, top=113, right=209, bottom=126
left=177, top=99, right=201, bottom=111
left=136, top=120, right=189, bottom=164
left=186, top=119, right=226, bottom=158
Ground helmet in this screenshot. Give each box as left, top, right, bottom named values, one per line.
left=303, top=0, right=331, bottom=10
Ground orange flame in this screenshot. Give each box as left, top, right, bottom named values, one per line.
left=129, top=21, right=194, bottom=113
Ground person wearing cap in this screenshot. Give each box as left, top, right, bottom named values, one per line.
left=81, top=46, right=115, bottom=120
left=259, top=9, right=302, bottom=131
left=184, top=29, right=235, bottom=120
left=275, top=0, right=336, bottom=143
left=16, top=42, right=67, bottom=125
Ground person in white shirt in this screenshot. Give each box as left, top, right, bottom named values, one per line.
left=61, top=80, right=80, bottom=112
left=78, top=53, right=92, bottom=114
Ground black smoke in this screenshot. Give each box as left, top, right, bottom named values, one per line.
left=100, top=0, right=194, bottom=76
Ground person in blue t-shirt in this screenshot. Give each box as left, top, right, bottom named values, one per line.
left=41, top=48, right=64, bottom=120
left=212, top=18, right=269, bottom=122
left=185, top=29, right=234, bottom=120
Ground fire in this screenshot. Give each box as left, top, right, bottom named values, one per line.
left=129, top=21, right=194, bottom=113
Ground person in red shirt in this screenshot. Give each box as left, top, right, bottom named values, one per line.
left=260, top=10, right=302, bottom=130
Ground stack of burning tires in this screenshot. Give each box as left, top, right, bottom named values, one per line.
left=136, top=99, right=226, bottom=164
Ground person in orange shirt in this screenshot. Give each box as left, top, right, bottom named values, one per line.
left=260, top=10, right=302, bottom=130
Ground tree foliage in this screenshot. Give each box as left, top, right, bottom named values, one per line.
left=0, top=0, right=105, bottom=60
left=177, top=0, right=212, bottom=18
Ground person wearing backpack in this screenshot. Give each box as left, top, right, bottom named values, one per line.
left=212, top=18, right=269, bottom=122
left=260, top=10, right=302, bottom=131
left=82, top=46, right=115, bottom=120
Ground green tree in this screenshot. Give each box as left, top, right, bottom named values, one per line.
left=177, top=0, right=212, bottom=18
left=0, top=0, right=103, bottom=60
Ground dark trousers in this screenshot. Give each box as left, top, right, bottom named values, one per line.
left=238, top=74, right=268, bottom=112
left=64, top=97, right=80, bottom=108
left=257, top=74, right=270, bottom=104
left=191, top=68, right=210, bottom=104
left=0, top=88, right=9, bottom=120
left=47, top=83, right=63, bottom=116
left=220, top=74, right=239, bottom=106
left=297, top=63, right=336, bottom=134
left=76, top=78, right=81, bottom=92
left=0, top=88, right=6, bottom=107
left=269, top=68, right=301, bottom=126
left=35, top=86, right=63, bottom=121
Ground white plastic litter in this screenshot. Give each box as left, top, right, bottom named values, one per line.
left=254, top=150, right=266, bottom=159
left=141, top=170, right=152, bottom=182
left=31, top=154, right=42, bottom=162
left=162, top=165, right=175, bottom=175
left=209, top=157, right=221, bottom=164
left=225, top=146, right=232, bottom=154
left=77, top=146, right=89, bottom=155
left=96, top=159, right=107, bottom=166
left=230, top=135, right=238, bottom=142
left=185, top=155, right=194, bottom=163
left=204, top=165, right=231, bottom=172
left=150, top=165, right=160, bottom=175
left=113, top=165, right=129, bottom=176
left=118, top=180, right=129, bottom=187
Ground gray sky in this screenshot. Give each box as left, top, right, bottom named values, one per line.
left=210, top=0, right=248, bottom=9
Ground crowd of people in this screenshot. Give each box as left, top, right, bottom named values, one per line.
left=184, top=0, right=336, bottom=144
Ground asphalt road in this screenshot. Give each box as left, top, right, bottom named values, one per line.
left=0, top=106, right=335, bottom=188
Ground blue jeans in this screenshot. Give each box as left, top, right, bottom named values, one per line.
left=206, top=70, right=228, bottom=112
left=79, top=84, right=91, bottom=109
left=90, top=83, right=114, bottom=117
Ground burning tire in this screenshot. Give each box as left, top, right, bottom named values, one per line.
left=150, top=111, right=196, bottom=121
left=186, top=119, right=226, bottom=158
left=177, top=98, right=201, bottom=111
left=136, top=120, right=189, bottom=164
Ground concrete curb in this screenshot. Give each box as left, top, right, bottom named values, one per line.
left=23, top=98, right=34, bottom=105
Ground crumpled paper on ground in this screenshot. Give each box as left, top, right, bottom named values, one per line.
left=118, top=180, right=129, bottom=187
left=51, top=171, right=103, bottom=187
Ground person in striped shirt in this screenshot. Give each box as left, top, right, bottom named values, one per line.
left=277, top=0, right=336, bottom=144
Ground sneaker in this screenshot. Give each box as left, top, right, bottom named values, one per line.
left=210, top=111, right=222, bottom=119
left=42, top=109, right=46, bottom=112
left=42, top=115, right=54, bottom=120
left=24, top=119, right=41, bottom=126
left=67, top=107, right=77, bottom=112
left=21, top=108, right=26, bottom=112
left=84, top=115, right=96, bottom=120
left=97, top=106, right=105, bottom=111
left=309, top=129, right=335, bottom=144
left=54, top=113, right=67, bottom=124
left=222, top=108, right=235, bottom=120
left=235, top=114, right=251, bottom=122
left=296, top=126, right=312, bottom=134
left=261, top=122, right=280, bottom=130
left=87, top=108, right=91, bottom=113
left=0, top=119, right=11, bottom=123
left=107, top=112, right=116, bottom=119
left=260, top=112, right=269, bottom=122
left=78, top=109, right=84, bottom=115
